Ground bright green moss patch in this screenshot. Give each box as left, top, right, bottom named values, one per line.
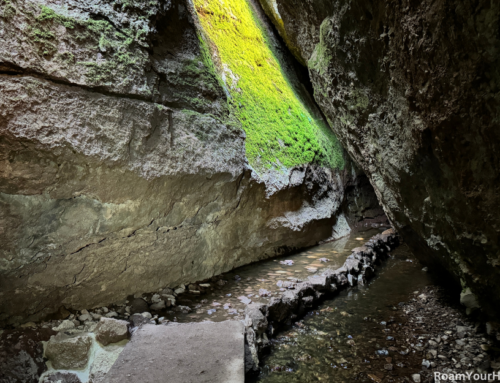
left=194, top=0, right=344, bottom=172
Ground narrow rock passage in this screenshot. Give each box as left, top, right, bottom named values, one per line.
left=147, top=227, right=386, bottom=324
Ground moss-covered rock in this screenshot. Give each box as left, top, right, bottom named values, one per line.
left=193, top=0, right=344, bottom=173
left=263, top=0, right=500, bottom=319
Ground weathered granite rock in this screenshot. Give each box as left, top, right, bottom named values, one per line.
left=259, top=0, right=500, bottom=318
left=45, top=333, right=92, bottom=370
left=95, top=317, right=129, bottom=346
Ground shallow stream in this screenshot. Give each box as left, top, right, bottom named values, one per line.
left=253, top=243, right=433, bottom=382
left=154, top=227, right=387, bottom=323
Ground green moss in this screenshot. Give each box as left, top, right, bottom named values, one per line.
left=27, top=4, right=148, bottom=84
left=1, top=0, right=16, bottom=19
left=194, top=0, right=344, bottom=172
left=309, top=19, right=333, bottom=76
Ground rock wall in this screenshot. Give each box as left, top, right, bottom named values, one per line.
left=0, top=0, right=383, bottom=325
left=259, top=0, right=500, bottom=317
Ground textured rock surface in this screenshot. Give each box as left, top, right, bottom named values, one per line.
left=0, top=328, right=55, bottom=383
left=45, top=333, right=92, bottom=370
left=104, top=321, right=245, bottom=383
left=260, top=0, right=500, bottom=317
left=0, top=0, right=383, bottom=326
left=94, top=317, right=129, bottom=346
left=40, top=372, right=82, bottom=383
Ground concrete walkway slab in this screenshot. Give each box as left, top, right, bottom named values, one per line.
left=104, top=320, right=244, bottom=383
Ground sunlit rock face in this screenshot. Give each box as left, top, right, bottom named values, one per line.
left=260, top=0, right=500, bottom=317
left=0, top=0, right=382, bottom=325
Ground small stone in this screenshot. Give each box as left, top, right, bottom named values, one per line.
left=216, top=280, right=227, bottom=286
left=280, top=260, right=294, bottom=265
left=19, top=322, right=37, bottom=328
left=105, top=311, right=117, bottom=318
left=78, top=313, right=92, bottom=322
left=238, top=296, right=252, bottom=305
left=426, top=349, right=437, bottom=359
left=95, top=317, right=129, bottom=346
left=150, top=301, right=166, bottom=311
left=199, top=283, right=211, bottom=288
left=259, top=288, right=271, bottom=297
left=158, top=317, right=169, bottom=324
left=411, top=374, right=421, bottom=383
left=175, top=306, right=191, bottom=313
left=161, top=288, right=174, bottom=295
left=130, top=298, right=149, bottom=314
left=174, top=287, right=186, bottom=295
left=52, top=320, right=75, bottom=332
left=151, top=294, right=161, bottom=303
left=41, top=372, right=82, bottom=383
left=384, top=363, right=393, bottom=370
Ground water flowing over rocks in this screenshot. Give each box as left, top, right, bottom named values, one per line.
left=258, top=0, right=500, bottom=319
left=244, top=228, right=400, bottom=371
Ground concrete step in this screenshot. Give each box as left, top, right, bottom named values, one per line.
left=104, top=320, right=244, bottom=383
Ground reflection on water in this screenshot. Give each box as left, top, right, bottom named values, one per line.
left=255, top=244, right=433, bottom=382
left=152, top=228, right=386, bottom=323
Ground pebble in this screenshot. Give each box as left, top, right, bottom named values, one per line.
left=238, top=296, right=252, bottom=305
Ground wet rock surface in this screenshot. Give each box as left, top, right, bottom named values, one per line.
left=259, top=0, right=500, bottom=319
left=244, top=228, right=400, bottom=373
left=0, top=328, right=55, bottom=383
